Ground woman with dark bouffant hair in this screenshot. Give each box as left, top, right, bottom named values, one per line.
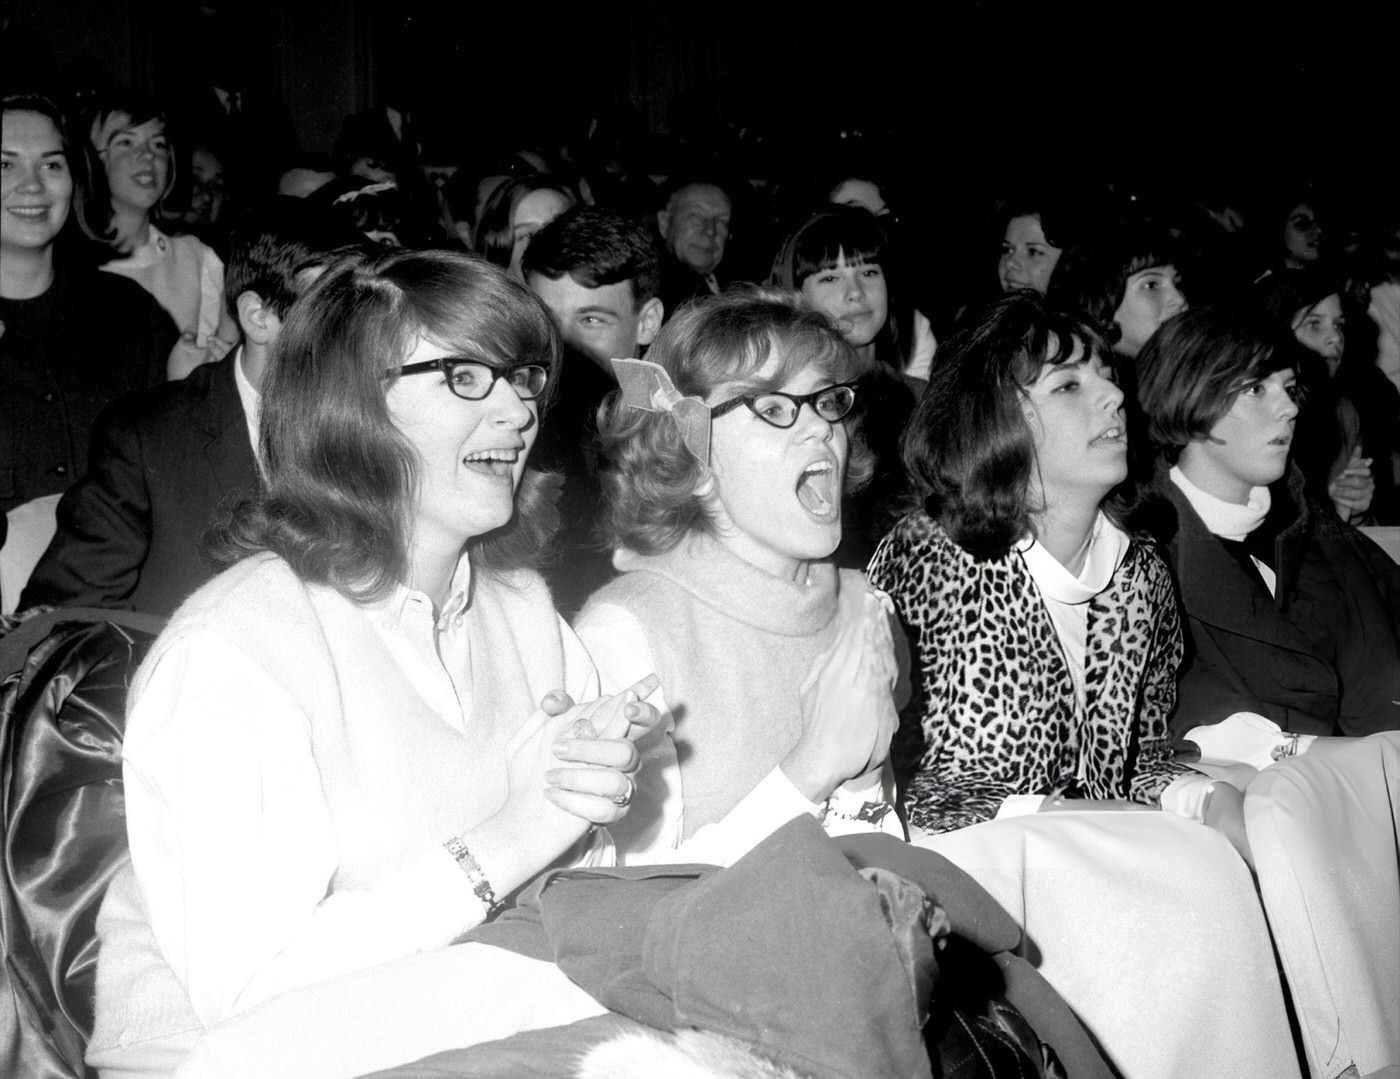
left=88, top=248, right=660, bottom=1077
left=993, top=195, right=1083, bottom=297
left=870, top=292, right=1302, bottom=1079
left=575, top=288, right=904, bottom=865
left=870, top=291, right=1236, bottom=837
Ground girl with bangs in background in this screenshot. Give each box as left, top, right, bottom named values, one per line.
left=770, top=206, right=926, bottom=564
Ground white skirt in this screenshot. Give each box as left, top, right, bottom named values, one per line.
left=914, top=810, right=1300, bottom=1079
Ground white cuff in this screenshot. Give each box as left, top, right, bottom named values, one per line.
left=995, top=794, right=1048, bottom=820
left=1185, top=713, right=1317, bottom=773
left=1159, top=775, right=1216, bottom=822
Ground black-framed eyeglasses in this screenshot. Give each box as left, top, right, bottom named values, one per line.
left=382, top=358, right=550, bottom=401
left=709, top=383, right=858, bottom=429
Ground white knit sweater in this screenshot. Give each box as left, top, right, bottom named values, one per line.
left=88, top=552, right=596, bottom=1070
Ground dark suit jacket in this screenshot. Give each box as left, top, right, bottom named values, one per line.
left=1150, top=468, right=1400, bottom=738
left=21, top=358, right=258, bottom=618
left=657, top=253, right=724, bottom=323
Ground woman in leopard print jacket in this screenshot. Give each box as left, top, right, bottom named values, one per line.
left=870, top=293, right=1241, bottom=845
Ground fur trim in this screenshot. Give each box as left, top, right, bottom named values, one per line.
left=576, top=1029, right=812, bottom=1079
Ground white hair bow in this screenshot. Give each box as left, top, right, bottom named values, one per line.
left=612, top=358, right=711, bottom=464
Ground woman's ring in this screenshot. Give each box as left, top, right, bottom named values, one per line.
left=611, top=774, right=635, bottom=807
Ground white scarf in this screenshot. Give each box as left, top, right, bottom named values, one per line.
left=1169, top=465, right=1270, bottom=540
left=1017, top=513, right=1131, bottom=722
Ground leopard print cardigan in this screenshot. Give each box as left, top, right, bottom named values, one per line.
left=868, top=511, right=1189, bottom=834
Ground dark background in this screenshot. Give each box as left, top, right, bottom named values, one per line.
left=5, top=0, right=1391, bottom=188
left=5, top=0, right=1393, bottom=313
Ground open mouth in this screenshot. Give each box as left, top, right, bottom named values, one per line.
left=462, top=447, right=519, bottom=477
left=7, top=206, right=51, bottom=219
left=1091, top=425, right=1125, bottom=446
left=795, top=460, right=839, bottom=521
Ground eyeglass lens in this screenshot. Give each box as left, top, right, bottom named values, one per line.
left=749, top=385, right=855, bottom=427
left=448, top=361, right=548, bottom=400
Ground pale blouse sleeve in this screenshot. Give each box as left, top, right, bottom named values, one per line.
left=904, top=308, right=937, bottom=382
left=196, top=243, right=237, bottom=355
left=575, top=602, right=819, bottom=868
left=122, top=630, right=486, bottom=1028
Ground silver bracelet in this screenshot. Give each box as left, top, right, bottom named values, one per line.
left=1270, top=732, right=1304, bottom=761
left=443, top=836, right=504, bottom=917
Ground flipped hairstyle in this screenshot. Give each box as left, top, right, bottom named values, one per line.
left=1047, top=220, right=1181, bottom=348
left=85, top=92, right=179, bottom=240
left=521, top=205, right=662, bottom=305
left=1136, top=304, right=1300, bottom=465
left=596, top=287, right=874, bottom=556
left=222, top=196, right=361, bottom=318
left=475, top=173, right=577, bottom=271
left=210, top=248, right=563, bottom=600
left=903, top=291, right=1117, bottom=560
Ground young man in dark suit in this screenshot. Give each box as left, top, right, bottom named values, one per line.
left=20, top=199, right=354, bottom=616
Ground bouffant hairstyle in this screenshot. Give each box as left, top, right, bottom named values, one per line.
left=903, top=291, right=1117, bottom=560
left=1047, top=220, right=1181, bottom=349
left=85, top=92, right=179, bottom=241
left=211, top=248, right=563, bottom=599
left=1136, top=305, right=1299, bottom=465
left=596, top=288, right=875, bottom=555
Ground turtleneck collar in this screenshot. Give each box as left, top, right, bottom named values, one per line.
left=1169, top=465, right=1270, bottom=541
left=613, top=530, right=840, bottom=637
left=1017, top=512, right=1130, bottom=604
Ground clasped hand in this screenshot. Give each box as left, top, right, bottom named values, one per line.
left=498, top=675, right=659, bottom=861
left=785, top=588, right=899, bottom=804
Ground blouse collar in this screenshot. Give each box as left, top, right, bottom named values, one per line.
left=376, top=551, right=474, bottom=632
left=1017, top=512, right=1129, bottom=604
